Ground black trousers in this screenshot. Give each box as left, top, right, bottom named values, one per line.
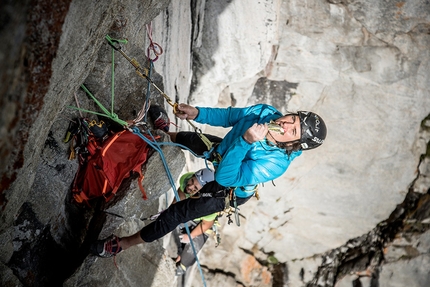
left=140, top=182, right=252, bottom=242
left=175, top=131, right=222, bottom=156
left=140, top=132, right=249, bottom=242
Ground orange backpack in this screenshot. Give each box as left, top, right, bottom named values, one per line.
left=72, top=129, right=152, bottom=206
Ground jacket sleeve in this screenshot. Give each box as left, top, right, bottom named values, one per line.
left=214, top=137, right=291, bottom=187
left=195, top=106, right=253, bottom=127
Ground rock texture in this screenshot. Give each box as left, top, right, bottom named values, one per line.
left=0, top=0, right=429, bottom=287
left=0, top=0, right=181, bottom=286
left=156, top=0, right=430, bottom=286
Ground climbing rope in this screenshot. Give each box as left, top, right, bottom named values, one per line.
left=69, top=32, right=210, bottom=285
left=146, top=22, right=163, bottom=61
left=121, top=27, right=207, bottom=286
left=132, top=128, right=208, bottom=287
left=68, top=84, right=128, bottom=127
left=105, top=34, right=214, bottom=153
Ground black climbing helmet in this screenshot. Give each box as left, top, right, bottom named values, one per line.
left=297, top=111, right=327, bottom=150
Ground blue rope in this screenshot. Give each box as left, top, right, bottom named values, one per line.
left=137, top=59, right=207, bottom=287
left=144, top=61, right=170, bottom=208
left=132, top=127, right=207, bottom=287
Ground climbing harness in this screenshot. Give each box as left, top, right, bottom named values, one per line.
left=193, top=187, right=243, bottom=227
left=240, top=184, right=260, bottom=200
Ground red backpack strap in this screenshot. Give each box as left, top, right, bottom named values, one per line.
left=73, top=191, right=91, bottom=207
left=102, top=178, right=115, bottom=202
left=102, top=130, right=125, bottom=156
left=136, top=170, right=147, bottom=200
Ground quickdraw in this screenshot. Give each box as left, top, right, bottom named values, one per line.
left=105, top=35, right=175, bottom=109
left=204, top=219, right=221, bottom=247
left=105, top=34, right=214, bottom=153
left=220, top=188, right=240, bottom=226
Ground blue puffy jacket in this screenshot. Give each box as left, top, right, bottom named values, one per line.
left=195, top=104, right=302, bottom=197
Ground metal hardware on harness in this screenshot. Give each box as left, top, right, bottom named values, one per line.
left=240, top=184, right=260, bottom=200
left=232, top=192, right=240, bottom=226
left=224, top=192, right=230, bottom=210
left=212, top=151, right=222, bottom=164
left=221, top=188, right=240, bottom=226
left=197, top=188, right=229, bottom=198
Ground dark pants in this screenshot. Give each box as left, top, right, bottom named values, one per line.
left=140, top=132, right=250, bottom=242
left=175, top=131, right=222, bottom=156
left=140, top=182, right=252, bottom=242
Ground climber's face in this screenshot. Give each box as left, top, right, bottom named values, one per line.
left=185, top=176, right=203, bottom=195
left=269, top=114, right=301, bottom=143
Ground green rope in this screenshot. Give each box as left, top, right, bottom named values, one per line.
left=67, top=106, right=110, bottom=118
left=73, top=84, right=128, bottom=127
left=65, top=34, right=130, bottom=126
left=80, top=84, right=110, bottom=115
left=105, top=35, right=128, bottom=48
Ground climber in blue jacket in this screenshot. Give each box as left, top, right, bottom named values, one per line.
left=170, top=103, right=309, bottom=197
left=92, top=103, right=327, bottom=257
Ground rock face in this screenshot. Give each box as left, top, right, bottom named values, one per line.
left=0, top=0, right=180, bottom=286
left=1, top=0, right=429, bottom=287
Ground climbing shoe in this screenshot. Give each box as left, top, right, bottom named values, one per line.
left=90, top=235, right=122, bottom=258
left=175, top=262, right=186, bottom=276
left=148, top=104, right=170, bottom=132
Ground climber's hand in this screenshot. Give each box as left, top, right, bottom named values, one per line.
left=174, top=104, right=199, bottom=120
left=243, top=123, right=268, bottom=143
